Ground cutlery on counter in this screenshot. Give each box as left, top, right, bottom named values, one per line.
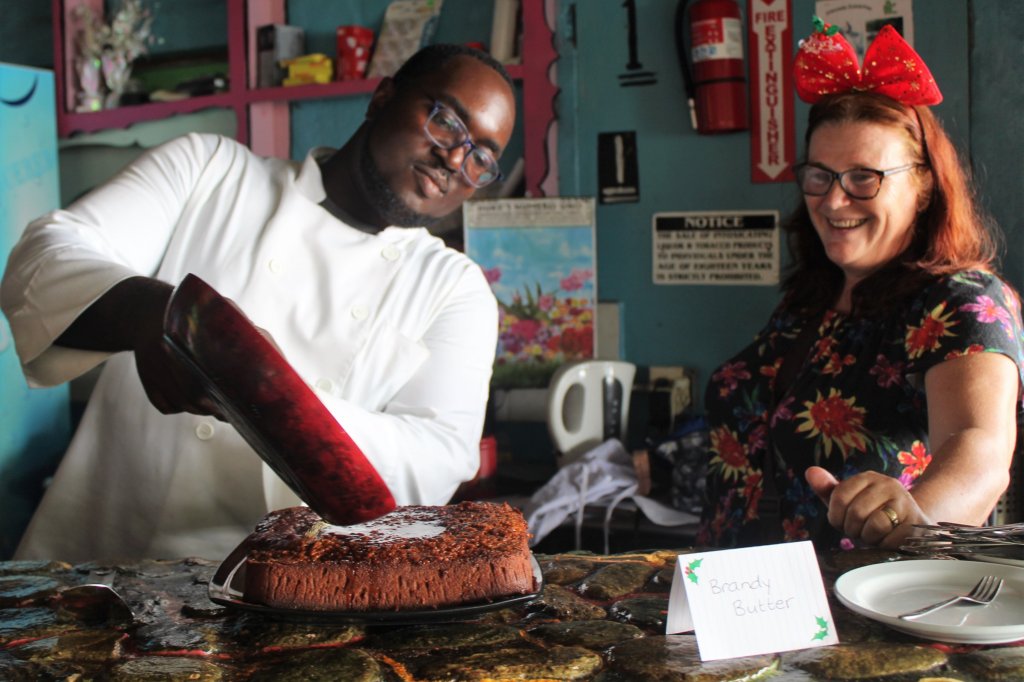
left=51, top=582, right=134, bottom=625
left=900, top=521, right=1024, bottom=560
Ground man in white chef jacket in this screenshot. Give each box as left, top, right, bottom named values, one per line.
left=1, top=45, right=515, bottom=561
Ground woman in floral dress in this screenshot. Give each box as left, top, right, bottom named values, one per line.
left=698, top=23, right=1024, bottom=550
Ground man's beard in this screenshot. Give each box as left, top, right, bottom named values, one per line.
left=359, top=134, right=440, bottom=228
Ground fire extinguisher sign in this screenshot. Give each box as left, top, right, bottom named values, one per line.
left=652, top=210, right=779, bottom=285
left=748, top=0, right=795, bottom=183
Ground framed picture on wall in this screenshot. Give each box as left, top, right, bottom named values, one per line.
left=464, top=197, right=597, bottom=389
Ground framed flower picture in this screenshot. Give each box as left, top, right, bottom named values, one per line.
left=463, top=197, right=597, bottom=389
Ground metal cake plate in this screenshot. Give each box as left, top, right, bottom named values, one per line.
left=208, top=542, right=544, bottom=624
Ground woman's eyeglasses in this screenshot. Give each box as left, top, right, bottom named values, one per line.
left=423, top=102, right=503, bottom=188
left=793, top=162, right=921, bottom=200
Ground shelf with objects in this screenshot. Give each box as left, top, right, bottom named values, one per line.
left=52, top=0, right=560, bottom=198
left=52, top=0, right=234, bottom=135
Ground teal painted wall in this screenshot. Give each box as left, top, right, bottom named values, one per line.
left=0, top=4, right=53, bottom=69
left=0, top=65, right=72, bottom=559
left=972, top=0, right=1024, bottom=297
left=554, top=0, right=1017, bottom=409
left=1, top=0, right=1021, bottom=423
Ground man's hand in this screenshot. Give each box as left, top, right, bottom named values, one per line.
left=56, top=276, right=221, bottom=417
left=805, top=466, right=929, bottom=548
left=133, top=321, right=222, bottom=417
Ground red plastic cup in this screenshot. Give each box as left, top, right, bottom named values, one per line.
left=336, top=26, right=374, bottom=80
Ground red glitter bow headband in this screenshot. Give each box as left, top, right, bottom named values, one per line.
left=794, top=17, right=942, bottom=106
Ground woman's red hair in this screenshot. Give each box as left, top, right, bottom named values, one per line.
left=782, top=92, right=1001, bottom=315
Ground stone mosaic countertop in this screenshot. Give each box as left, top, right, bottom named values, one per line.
left=1, top=548, right=1023, bottom=680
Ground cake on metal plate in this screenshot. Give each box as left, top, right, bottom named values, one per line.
left=243, top=501, right=537, bottom=611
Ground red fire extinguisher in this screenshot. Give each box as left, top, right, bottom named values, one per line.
left=676, top=0, right=749, bottom=134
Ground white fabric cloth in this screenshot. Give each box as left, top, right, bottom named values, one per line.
left=521, top=439, right=698, bottom=552
left=1, top=133, right=498, bottom=561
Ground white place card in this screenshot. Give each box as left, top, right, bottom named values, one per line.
left=666, top=541, right=839, bottom=661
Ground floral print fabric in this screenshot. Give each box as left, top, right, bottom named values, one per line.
left=698, top=271, right=1024, bottom=549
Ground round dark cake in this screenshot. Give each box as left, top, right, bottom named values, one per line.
left=243, top=502, right=536, bottom=611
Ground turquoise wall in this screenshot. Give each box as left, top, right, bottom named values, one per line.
left=554, top=0, right=997, bottom=407
left=0, top=65, right=72, bottom=559
left=971, top=0, right=1024, bottom=296
left=0, top=4, right=53, bottom=69
left=1, top=0, right=1021, bottom=426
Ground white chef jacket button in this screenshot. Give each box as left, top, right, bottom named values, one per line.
left=351, top=305, right=369, bottom=320
left=268, top=258, right=284, bottom=273
left=381, top=244, right=400, bottom=261
left=195, top=421, right=216, bottom=441
left=315, top=377, right=335, bottom=392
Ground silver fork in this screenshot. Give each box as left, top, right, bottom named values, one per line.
left=897, top=574, right=1004, bottom=621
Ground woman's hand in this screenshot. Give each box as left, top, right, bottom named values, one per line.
left=805, top=351, right=1019, bottom=548
left=805, top=466, right=930, bottom=548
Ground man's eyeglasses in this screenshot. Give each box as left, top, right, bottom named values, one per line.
left=793, top=162, right=921, bottom=200
left=423, top=102, right=503, bottom=188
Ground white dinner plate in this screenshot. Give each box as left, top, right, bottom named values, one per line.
left=834, top=559, right=1024, bottom=644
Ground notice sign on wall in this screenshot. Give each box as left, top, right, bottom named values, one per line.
left=653, top=211, right=779, bottom=285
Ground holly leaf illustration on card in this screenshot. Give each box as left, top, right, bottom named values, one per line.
left=685, top=558, right=702, bottom=585
left=812, top=616, right=830, bottom=641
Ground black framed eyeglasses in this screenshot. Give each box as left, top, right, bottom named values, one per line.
left=793, top=162, right=921, bottom=200
left=423, top=102, right=503, bottom=188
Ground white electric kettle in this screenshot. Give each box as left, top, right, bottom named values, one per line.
left=546, top=360, right=636, bottom=464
